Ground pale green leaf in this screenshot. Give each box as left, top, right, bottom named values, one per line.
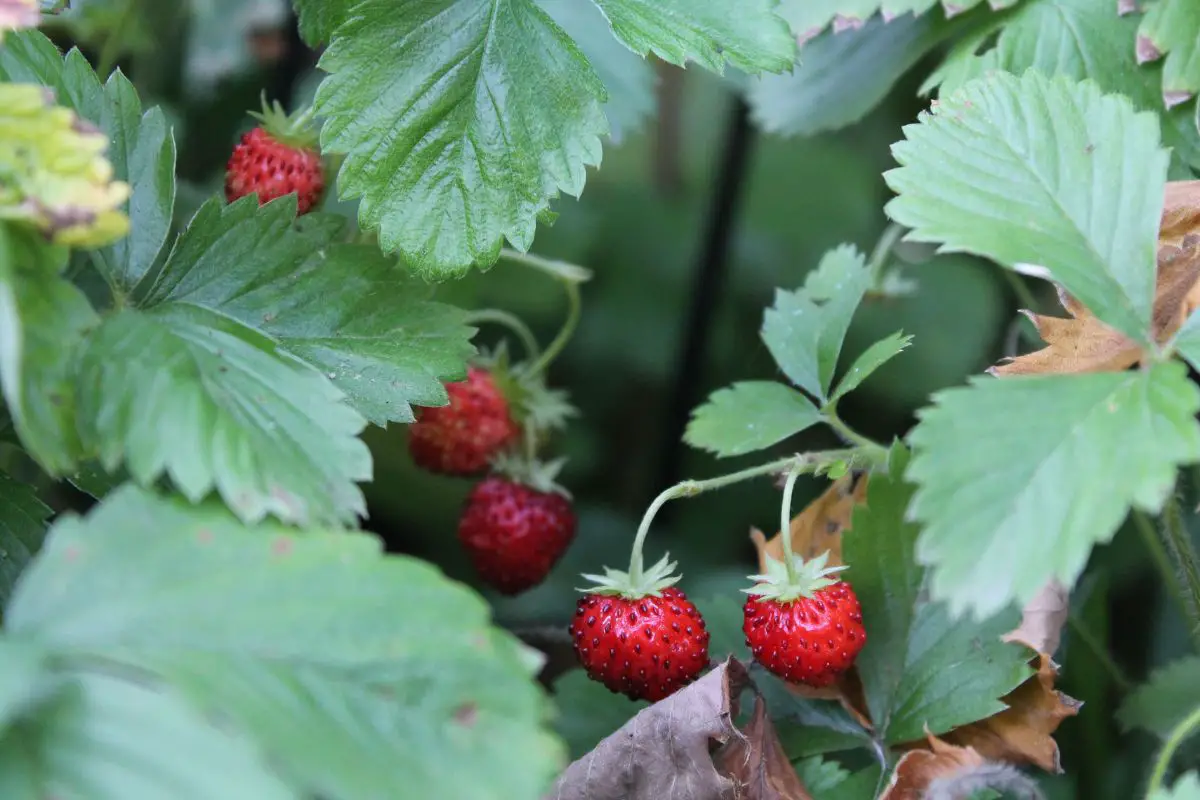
left=845, top=448, right=1031, bottom=742
left=684, top=381, right=822, bottom=457
left=7, top=486, right=564, bottom=799
left=907, top=363, right=1200, bottom=618
left=779, top=0, right=939, bottom=38
left=830, top=331, right=911, bottom=403
left=293, top=0, right=352, bottom=46
left=0, top=227, right=97, bottom=475
left=1119, top=656, right=1200, bottom=738
left=140, top=197, right=474, bottom=425
left=0, top=640, right=50, bottom=734
left=589, top=0, right=794, bottom=74
left=76, top=305, right=370, bottom=526
left=1139, top=0, right=1200, bottom=109
left=0, top=672, right=297, bottom=800
left=761, top=245, right=872, bottom=403
left=314, top=0, right=607, bottom=277
left=885, top=70, right=1168, bottom=344
left=1153, top=774, right=1200, bottom=800
left=0, top=31, right=176, bottom=292
left=0, top=472, right=50, bottom=609
left=537, top=0, right=655, bottom=142
left=1173, top=307, right=1200, bottom=371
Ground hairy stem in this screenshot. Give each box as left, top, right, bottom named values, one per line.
left=866, top=222, right=905, bottom=286
left=529, top=279, right=580, bottom=376
left=777, top=465, right=805, bottom=583
left=1134, top=510, right=1192, bottom=625
left=1146, top=704, right=1200, bottom=797
left=822, top=411, right=889, bottom=467
left=498, top=248, right=590, bottom=374
left=1160, top=494, right=1200, bottom=649
left=462, top=309, right=540, bottom=361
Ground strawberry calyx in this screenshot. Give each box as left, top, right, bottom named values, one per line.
left=744, top=550, right=848, bottom=604
left=577, top=552, right=682, bottom=599
left=477, top=344, right=577, bottom=444
left=489, top=450, right=571, bottom=498
left=247, top=92, right=320, bottom=152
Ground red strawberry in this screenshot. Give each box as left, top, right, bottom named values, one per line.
left=570, top=555, right=710, bottom=702
left=742, top=551, right=865, bottom=687
left=225, top=97, right=324, bottom=215
left=408, top=366, right=520, bottom=476
left=458, top=475, right=576, bottom=595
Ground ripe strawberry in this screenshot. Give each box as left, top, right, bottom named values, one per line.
left=742, top=551, right=865, bottom=687
left=458, top=475, right=576, bottom=595
left=570, top=555, right=710, bottom=702
left=225, top=97, right=324, bottom=215
left=408, top=366, right=520, bottom=476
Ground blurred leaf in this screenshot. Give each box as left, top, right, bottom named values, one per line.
left=0, top=472, right=49, bottom=608
left=1138, top=0, right=1200, bottom=110
left=185, top=0, right=289, bottom=91
left=761, top=245, right=872, bottom=404
left=552, top=670, right=646, bottom=760
left=293, top=0, right=351, bottom=45
left=829, top=331, right=911, bottom=403
left=685, top=381, right=822, bottom=457
left=845, top=447, right=1032, bottom=744
left=5, top=486, right=563, bottom=800
left=886, top=70, right=1167, bottom=344
left=1154, top=773, right=1200, bottom=800
left=907, top=363, right=1200, bottom=618
left=779, top=0, right=943, bottom=38
left=0, top=639, right=47, bottom=730
left=1172, top=307, right=1200, bottom=371
left=1119, top=656, right=1200, bottom=738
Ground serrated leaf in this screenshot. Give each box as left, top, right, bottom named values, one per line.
left=1119, top=656, right=1200, bottom=738
left=685, top=381, right=822, bottom=457
left=589, top=0, right=795, bottom=74
left=0, top=472, right=50, bottom=609
left=885, top=70, right=1168, bottom=344
left=292, top=0, right=351, bottom=46
left=830, top=331, right=911, bottom=403
left=794, top=755, right=851, bottom=794
left=0, top=30, right=176, bottom=292
left=779, top=0, right=940, bottom=38
left=313, top=0, right=607, bottom=277
left=537, top=0, right=655, bottom=142
left=0, top=672, right=297, bottom=800
left=5, top=486, right=564, bottom=799
left=1138, top=0, right=1200, bottom=109
left=845, top=448, right=1032, bottom=743
left=1154, top=774, right=1200, bottom=800
left=907, top=363, right=1200, bottom=618
left=0, top=226, right=97, bottom=475
left=761, top=245, right=872, bottom=403
left=140, top=197, right=474, bottom=425
left=1172, top=307, right=1200, bottom=370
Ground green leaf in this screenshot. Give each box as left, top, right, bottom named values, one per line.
left=0, top=640, right=49, bottom=732
left=907, top=363, right=1200, bottom=618
left=0, top=30, right=176, bottom=293
left=761, top=244, right=872, bottom=403
left=141, top=197, right=474, bottom=425
left=0, top=472, right=50, bottom=609
left=1138, top=0, right=1200, bottom=109
left=293, top=0, right=352, bottom=46
left=0, top=672, right=297, bottom=800
left=1172, top=308, right=1200, bottom=371
left=1153, top=774, right=1200, bottom=800
left=0, top=227, right=97, bottom=475
left=844, top=448, right=1032, bottom=743
left=537, top=0, right=655, bottom=142
left=830, top=331, right=911, bottom=403
left=685, top=381, right=822, bottom=457
left=779, top=0, right=941, bottom=38
left=794, top=756, right=850, bottom=795
left=1119, top=656, right=1200, bottom=738
left=885, top=70, right=1168, bottom=344
left=6, top=486, right=564, bottom=799
left=551, top=670, right=645, bottom=760
left=313, top=0, right=607, bottom=278
left=589, top=0, right=795, bottom=74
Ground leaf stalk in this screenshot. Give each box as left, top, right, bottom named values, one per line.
left=1159, top=494, right=1200, bottom=650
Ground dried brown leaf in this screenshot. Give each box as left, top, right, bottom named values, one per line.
left=750, top=474, right=868, bottom=571
left=714, top=694, right=813, bottom=800
left=1004, top=579, right=1069, bottom=655
left=880, top=733, right=985, bottom=800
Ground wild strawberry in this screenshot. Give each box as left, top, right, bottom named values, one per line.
left=570, top=555, right=710, bottom=702
left=458, top=473, right=576, bottom=595
left=408, top=366, right=520, bottom=476
left=742, top=551, right=865, bottom=687
left=225, top=96, right=324, bottom=215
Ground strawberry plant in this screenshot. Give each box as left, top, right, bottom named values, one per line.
left=7, top=0, right=1200, bottom=798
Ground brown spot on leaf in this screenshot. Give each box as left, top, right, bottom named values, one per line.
left=831, top=14, right=864, bottom=33
left=453, top=702, right=478, bottom=727
left=196, top=528, right=214, bottom=545
left=63, top=545, right=82, bottom=563
left=270, top=537, right=293, bottom=558
left=1117, top=0, right=1140, bottom=14
left=1137, top=34, right=1163, bottom=64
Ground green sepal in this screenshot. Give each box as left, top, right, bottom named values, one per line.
left=490, top=450, right=571, bottom=498
left=247, top=92, right=319, bottom=151
left=744, top=550, right=848, bottom=603
left=577, top=553, right=682, bottom=599
left=477, top=343, right=578, bottom=441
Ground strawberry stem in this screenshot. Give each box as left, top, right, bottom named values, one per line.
left=1146, top=704, right=1200, bottom=797
left=463, top=309, right=541, bottom=361
left=498, top=248, right=591, bottom=376
left=866, top=222, right=905, bottom=289
left=822, top=409, right=888, bottom=467
left=778, top=464, right=804, bottom=585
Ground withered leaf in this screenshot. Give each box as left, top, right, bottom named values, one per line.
left=1004, top=579, right=1069, bottom=656
left=714, top=694, right=812, bottom=800
left=880, top=733, right=985, bottom=800
left=750, top=473, right=868, bottom=571
left=547, top=659, right=758, bottom=800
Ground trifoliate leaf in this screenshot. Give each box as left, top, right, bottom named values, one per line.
left=761, top=245, right=872, bottom=404
left=1153, top=774, right=1200, bottom=800
left=885, top=70, right=1168, bottom=345
left=313, top=0, right=607, bottom=278
left=589, top=0, right=795, bottom=74
left=0, top=226, right=97, bottom=475
left=0, top=671, right=298, bottom=800
left=1119, top=656, right=1200, bottom=738
left=0, top=0, right=37, bottom=40
left=1137, top=0, right=1200, bottom=109
left=537, top=0, right=655, bottom=142
left=140, top=197, right=474, bottom=425
left=844, top=447, right=1032, bottom=743
left=5, top=486, right=563, bottom=800
left=907, top=363, right=1200, bottom=618
left=685, top=381, right=822, bottom=458
left=0, top=471, right=50, bottom=609
left=830, top=331, right=911, bottom=403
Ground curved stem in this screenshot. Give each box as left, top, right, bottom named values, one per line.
left=1146, top=704, right=1200, bottom=797
left=823, top=411, right=889, bottom=467
left=498, top=248, right=590, bottom=375
left=778, top=465, right=804, bottom=583
left=529, top=279, right=580, bottom=375
left=463, top=309, right=540, bottom=361
left=1160, top=494, right=1200, bottom=650
left=1134, top=510, right=1192, bottom=625
left=499, top=248, right=593, bottom=284
left=867, top=223, right=906, bottom=286
left=97, top=0, right=139, bottom=77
